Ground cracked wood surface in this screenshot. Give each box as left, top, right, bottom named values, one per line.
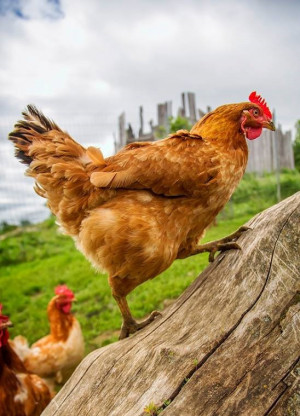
left=43, top=192, right=300, bottom=416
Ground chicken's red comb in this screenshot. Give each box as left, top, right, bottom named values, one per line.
left=249, top=91, right=272, bottom=119
left=55, top=285, right=75, bottom=299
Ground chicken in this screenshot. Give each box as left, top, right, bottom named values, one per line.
left=11, top=285, right=84, bottom=390
left=0, top=304, right=51, bottom=416
left=9, top=92, right=275, bottom=339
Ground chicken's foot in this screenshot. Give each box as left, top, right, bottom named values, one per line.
left=192, top=225, right=250, bottom=262
left=119, top=311, right=161, bottom=340
left=113, top=295, right=161, bottom=340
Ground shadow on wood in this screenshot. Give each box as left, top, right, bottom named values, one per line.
left=43, top=193, right=300, bottom=416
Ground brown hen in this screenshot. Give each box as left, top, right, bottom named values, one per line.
left=8, top=92, right=275, bottom=339
left=10, top=285, right=84, bottom=391
left=0, top=305, right=51, bottom=416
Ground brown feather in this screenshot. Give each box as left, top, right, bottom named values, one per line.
left=90, top=171, right=117, bottom=188
left=86, top=146, right=106, bottom=167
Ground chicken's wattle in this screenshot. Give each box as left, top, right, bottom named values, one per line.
left=245, top=126, right=263, bottom=140
left=60, top=302, right=72, bottom=314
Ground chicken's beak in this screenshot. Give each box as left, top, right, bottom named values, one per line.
left=262, top=120, right=276, bottom=131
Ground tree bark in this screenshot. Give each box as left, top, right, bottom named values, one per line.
left=43, top=193, right=300, bottom=416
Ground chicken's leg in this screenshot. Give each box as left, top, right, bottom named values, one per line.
left=179, top=225, right=250, bottom=262
left=113, top=295, right=161, bottom=340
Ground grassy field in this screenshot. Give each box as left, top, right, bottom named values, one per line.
left=0, top=170, right=299, bottom=353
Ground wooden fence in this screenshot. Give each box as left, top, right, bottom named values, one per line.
left=246, top=126, right=294, bottom=173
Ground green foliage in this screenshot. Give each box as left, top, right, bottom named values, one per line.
left=0, top=221, right=17, bottom=235
left=293, top=120, right=300, bottom=172
left=144, top=398, right=171, bottom=415
left=144, top=402, right=160, bottom=415
left=220, top=170, right=300, bottom=220
left=154, top=125, right=167, bottom=139
left=0, top=223, right=74, bottom=266
left=154, top=116, right=192, bottom=139
left=169, top=116, right=192, bottom=133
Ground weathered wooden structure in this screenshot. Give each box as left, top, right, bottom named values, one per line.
left=247, top=126, right=295, bottom=173
left=43, top=192, right=300, bottom=416
left=116, top=93, right=295, bottom=174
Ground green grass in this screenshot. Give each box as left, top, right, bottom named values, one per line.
left=0, top=170, right=299, bottom=353
left=221, top=169, right=300, bottom=219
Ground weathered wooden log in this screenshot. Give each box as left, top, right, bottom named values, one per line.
left=43, top=193, right=300, bottom=416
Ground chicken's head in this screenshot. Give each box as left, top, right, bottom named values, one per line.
left=54, top=285, right=75, bottom=314
left=241, top=91, right=275, bottom=140
left=0, top=304, right=13, bottom=347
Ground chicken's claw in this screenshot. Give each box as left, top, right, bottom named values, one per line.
left=192, top=225, right=250, bottom=262
left=208, top=241, right=241, bottom=262
left=217, top=225, right=251, bottom=244
left=119, top=310, right=161, bottom=340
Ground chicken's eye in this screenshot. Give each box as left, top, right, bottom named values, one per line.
left=252, top=108, right=260, bottom=117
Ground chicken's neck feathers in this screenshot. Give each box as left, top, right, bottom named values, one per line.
left=190, top=117, right=248, bottom=174
left=47, top=298, right=74, bottom=342
left=190, top=105, right=248, bottom=154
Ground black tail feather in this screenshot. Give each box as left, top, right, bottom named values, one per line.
left=9, top=133, right=33, bottom=165
left=14, top=148, right=33, bottom=165
left=8, top=105, right=61, bottom=165
left=24, top=104, right=60, bottom=132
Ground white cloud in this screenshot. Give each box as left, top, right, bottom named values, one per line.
left=1, top=0, right=299, bottom=223
left=1, top=0, right=299, bottom=134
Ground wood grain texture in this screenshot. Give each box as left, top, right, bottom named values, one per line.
left=43, top=192, right=300, bottom=416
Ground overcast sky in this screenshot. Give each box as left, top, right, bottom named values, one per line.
left=0, top=0, right=300, bottom=223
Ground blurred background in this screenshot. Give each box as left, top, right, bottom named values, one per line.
left=0, top=0, right=300, bottom=225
